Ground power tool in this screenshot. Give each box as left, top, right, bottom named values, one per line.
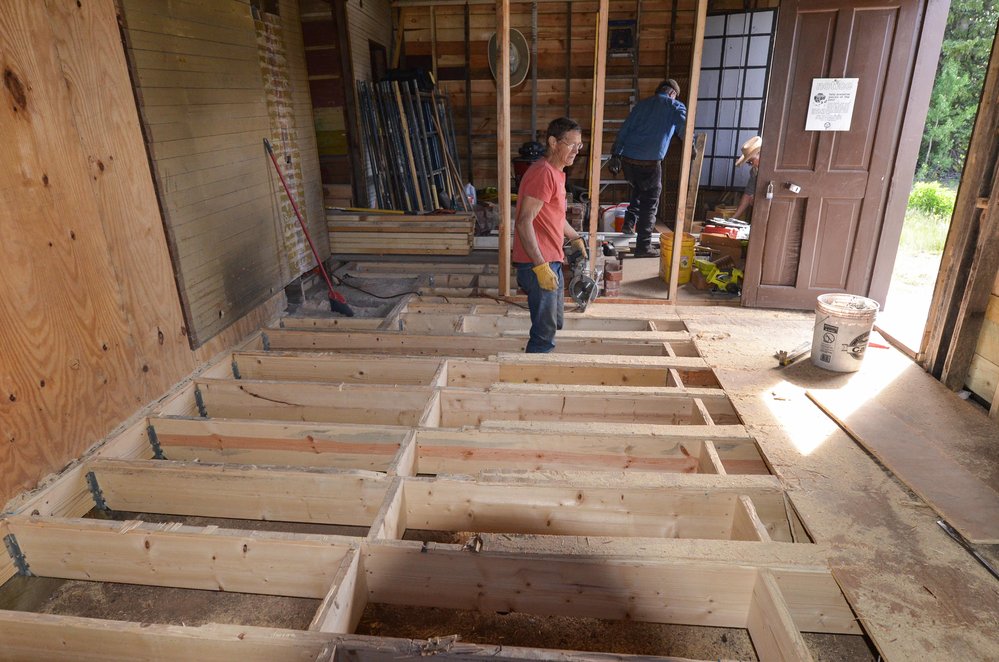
left=564, top=240, right=599, bottom=311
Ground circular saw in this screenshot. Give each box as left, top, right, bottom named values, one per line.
left=564, top=241, right=599, bottom=311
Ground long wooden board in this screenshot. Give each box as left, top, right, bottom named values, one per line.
left=807, top=389, right=999, bottom=543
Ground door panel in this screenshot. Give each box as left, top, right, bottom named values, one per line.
left=743, top=0, right=929, bottom=309
left=761, top=199, right=805, bottom=287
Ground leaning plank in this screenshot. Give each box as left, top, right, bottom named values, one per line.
left=0, top=612, right=330, bottom=662
left=807, top=390, right=999, bottom=543
left=6, top=516, right=352, bottom=597
left=85, top=459, right=388, bottom=527
left=746, top=570, right=815, bottom=662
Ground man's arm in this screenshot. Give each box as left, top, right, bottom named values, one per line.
left=515, top=195, right=547, bottom=265
left=673, top=99, right=687, bottom=139
left=612, top=109, right=634, bottom=156
left=563, top=220, right=580, bottom=242
left=733, top=193, right=754, bottom=221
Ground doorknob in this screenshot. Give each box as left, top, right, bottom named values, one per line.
left=784, top=182, right=802, bottom=194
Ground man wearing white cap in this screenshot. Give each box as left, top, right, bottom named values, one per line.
left=732, top=136, right=762, bottom=222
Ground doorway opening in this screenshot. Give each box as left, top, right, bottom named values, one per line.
left=877, top=3, right=996, bottom=355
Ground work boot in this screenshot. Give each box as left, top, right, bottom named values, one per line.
left=621, top=223, right=636, bottom=236
left=633, top=246, right=660, bottom=258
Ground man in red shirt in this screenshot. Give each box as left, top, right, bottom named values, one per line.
left=512, top=117, right=588, bottom=353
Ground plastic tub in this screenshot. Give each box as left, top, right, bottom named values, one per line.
left=811, top=293, right=880, bottom=372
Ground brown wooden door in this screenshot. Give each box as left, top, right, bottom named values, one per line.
left=742, top=0, right=935, bottom=309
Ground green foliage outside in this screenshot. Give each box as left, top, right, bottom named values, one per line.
left=900, top=208, right=952, bottom=255
left=908, top=181, right=957, bottom=217
left=916, top=0, right=998, bottom=181
left=901, top=183, right=956, bottom=255
left=899, top=2, right=995, bottom=263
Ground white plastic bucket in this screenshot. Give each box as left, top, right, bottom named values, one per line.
left=811, top=293, right=880, bottom=372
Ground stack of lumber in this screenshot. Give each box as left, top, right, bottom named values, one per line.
left=328, top=212, right=474, bottom=256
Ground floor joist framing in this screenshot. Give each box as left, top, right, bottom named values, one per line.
left=0, top=296, right=864, bottom=660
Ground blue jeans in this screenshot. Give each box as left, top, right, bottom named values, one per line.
left=516, top=262, right=564, bottom=353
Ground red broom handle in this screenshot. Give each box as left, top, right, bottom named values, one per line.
left=263, top=138, right=344, bottom=303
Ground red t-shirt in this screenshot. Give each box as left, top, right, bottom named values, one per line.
left=511, top=159, right=567, bottom=264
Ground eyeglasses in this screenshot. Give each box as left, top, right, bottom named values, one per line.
left=559, top=139, right=585, bottom=153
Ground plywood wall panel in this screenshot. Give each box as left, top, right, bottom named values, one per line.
left=0, top=0, right=286, bottom=507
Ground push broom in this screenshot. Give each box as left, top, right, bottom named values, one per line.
left=264, top=138, right=353, bottom=316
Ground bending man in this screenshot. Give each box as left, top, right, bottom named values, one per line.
left=732, top=136, right=762, bottom=222
left=608, top=79, right=687, bottom=258
left=512, top=117, right=588, bottom=353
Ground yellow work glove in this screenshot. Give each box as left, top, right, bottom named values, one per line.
left=531, top=263, right=559, bottom=291
left=570, top=237, right=587, bottom=259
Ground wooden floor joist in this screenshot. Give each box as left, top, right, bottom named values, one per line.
left=0, top=294, right=863, bottom=660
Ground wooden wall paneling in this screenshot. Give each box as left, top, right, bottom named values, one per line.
left=924, top=22, right=999, bottom=380
left=120, top=0, right=281, bottom=346
left=939, top=116, right=999, bottom=397
left=404, top=1, right=699, bottom=187
left=346, top=0, right=393, bottom=82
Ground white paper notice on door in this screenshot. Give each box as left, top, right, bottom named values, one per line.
left=805, top=78, right=859, bottom=131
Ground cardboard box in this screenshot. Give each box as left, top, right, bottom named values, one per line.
left=699, top=233, right=746, bottom=269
